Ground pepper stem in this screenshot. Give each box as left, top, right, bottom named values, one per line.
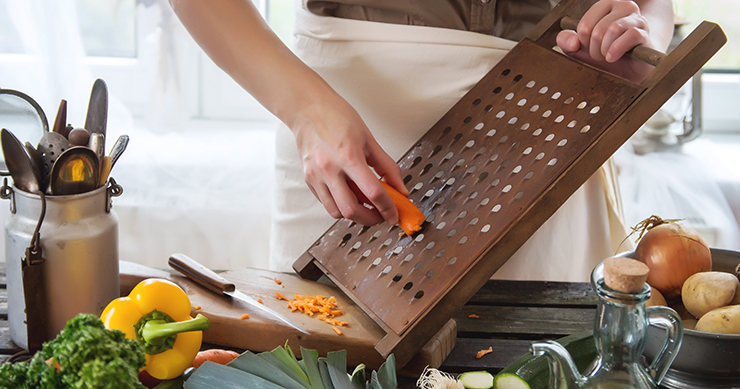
left=134, top=310, right=210, bottom=355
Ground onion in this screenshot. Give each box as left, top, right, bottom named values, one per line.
left=632, top=216, right=711, bottom=299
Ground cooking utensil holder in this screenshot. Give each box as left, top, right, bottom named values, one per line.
left=3, top=178, right=123, bottom=349
left=293, top=0, right=727, bottom=368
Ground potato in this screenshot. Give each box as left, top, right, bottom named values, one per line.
left=646, top=285, right=667, bottom=307
left=695, top=305, right=740, bottom=335
left=731, top=280, right=740, bottom=306
left=681, top=271, right=739, bottom=318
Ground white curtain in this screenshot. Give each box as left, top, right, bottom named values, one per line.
left=0, top=0, right=276, bottom=270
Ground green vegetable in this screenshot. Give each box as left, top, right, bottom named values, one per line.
left=493, top=373, right=530, bottom=389
left=460, top=371, right=494, bottom=389
left=0, top=313, right=146, bottom=389
left=183, top=342, right=396, bottom=389
left=497, top=331, right=596, bottom=389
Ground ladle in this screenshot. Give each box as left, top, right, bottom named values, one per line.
left=1, top=128, right=42, bottom=193
left=37, top=131, right=70, bottom=191
left=49, top=146, right=100, bottom=196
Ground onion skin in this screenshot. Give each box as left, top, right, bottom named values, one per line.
left=634, top=222, right=711, bottom=299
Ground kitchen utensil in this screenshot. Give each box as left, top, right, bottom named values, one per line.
left=51, top=99, right=68, bottom=137
left=24, top=142, right=45, bottom=191
left=88, top=132, right=104, bottom=164
left=292, top=0, right=727, bottom=367
left=67, top=128, right=90, bottom=146
left=49, top=146, right=100, bottom=195
left=168, top=253, right=310, bottom=335
left=120, top=260, right=457, bottom=373
left=37, top=131, right=70, bottom=191
left=108, top=134, right=129, bottom=168
left=84, top=79, right=108, bottom=151
left=97, top=156, right=112, bottom=187
left=4, top=182, right=122, bottom=348
left=0, top=88, right=48, bottom=176
left=1, top=128, right=42, bottom=193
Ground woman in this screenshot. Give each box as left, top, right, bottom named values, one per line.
left=169, top=0, right=673, bottom=280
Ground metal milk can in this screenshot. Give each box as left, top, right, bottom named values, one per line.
left=3, top=180, right=122, bottom=349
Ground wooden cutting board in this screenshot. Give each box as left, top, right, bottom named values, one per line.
left=119, top=260, right=456, bottom=375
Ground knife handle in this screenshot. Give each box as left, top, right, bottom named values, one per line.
left=559, top=16, right=666, bottom=67
left=168, top=253, right=236, bottom=294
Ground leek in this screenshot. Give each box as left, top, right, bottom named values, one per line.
left=227, top=351, right=308, bottom=389
left=183, top=361, right=284, bottom=389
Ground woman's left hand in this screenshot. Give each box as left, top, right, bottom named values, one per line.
left=556, top=0, right=669, bottom=83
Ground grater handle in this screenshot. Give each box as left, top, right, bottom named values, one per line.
left=560, top=16, right=666, bottom=67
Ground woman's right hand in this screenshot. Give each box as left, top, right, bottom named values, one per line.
left=289, top=88, right=406, bottom=227
left=170, top=0, right=408, bottom=228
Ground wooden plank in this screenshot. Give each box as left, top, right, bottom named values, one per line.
left=470, top=280, right=597, bottom=306
left=441, top=337, right=533, bottom=374
left=455, top=305, right=594, bottom=337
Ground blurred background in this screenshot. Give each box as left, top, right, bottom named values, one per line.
left=0, top=0, right=738, bottom=270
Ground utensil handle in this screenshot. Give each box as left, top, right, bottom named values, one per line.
left=560, top=16, right=666, bottom=66
left=168, top=253, right=236, bottom=294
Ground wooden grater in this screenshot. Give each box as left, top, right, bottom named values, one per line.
left=294, top=0, right=727, bottom=367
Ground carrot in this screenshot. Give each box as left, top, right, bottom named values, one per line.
left=332, top=326, right=343, bottom=336
left=275, top=291, right=289, bottom=301
left=190, top=349, right=240, bottom=369
left=195, top=305, right=201, bottom=310
left=378, top=180, right=425, bottom=236
left=257, top=298, right=263, bottom=304
left=274, top=277, right=282, bottom=285
left=240, top=314, right=250, bottom=320
left=469, top=314, right=480, bottom=319
left=476, top=347, right=493, bottom=359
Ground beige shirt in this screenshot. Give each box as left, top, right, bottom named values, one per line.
left=305, top=0, right=559, bottom=41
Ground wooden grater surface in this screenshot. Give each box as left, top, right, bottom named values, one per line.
left=294, top=0, right=727, bottom=368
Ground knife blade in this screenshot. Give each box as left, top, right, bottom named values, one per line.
left=168, top=253, right=309, bottom=335
left=84, top=79, right=108, bottom=150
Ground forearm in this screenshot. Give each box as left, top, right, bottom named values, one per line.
left=168, top=0, right=334, bottom=129
left=634, top=0, right=674, bottom=51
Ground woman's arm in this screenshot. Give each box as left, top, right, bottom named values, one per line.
left=556, top=0, right=674, bottom=82
left=168, top=0, right=405, bottom=226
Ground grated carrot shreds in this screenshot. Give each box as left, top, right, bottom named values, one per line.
left=241, top=314, right=250, bottom=320
left=332, top=326, right=343, bottom=336
left=195, top=305, right=202, bottom=310
left=274, top=277, right=282, bottom=285
left=257, top=298, right=263, bottom=304
left=275, top=291, right=290, bottom=301
left=282, top=293, right=349, bottom=330
left=469, top=314, right=480, bottom=319
left=476, top=347, right=493, bottom=359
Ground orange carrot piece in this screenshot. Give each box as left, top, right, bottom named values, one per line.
left=195, top=305, right=201, bottom=310
left=275, top=291, right=289, bottom=301
left=190, top=349, right=240, bottom=369
left=274, top=277, right=282, bottom=285
left=240, top=314, right=250, bottom=320
left=469, top=314, right=480, bottom=319
left=332, top=326, right=343, bottom=336
left=379, top=180, right=425, bottom=236
left=257, top=298, right=263, bottom=304
left=476, top=347, right=493, bottom=359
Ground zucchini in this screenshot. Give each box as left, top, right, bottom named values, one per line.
left=493, top=373, right=530, bottom=389
left=460, top=371, right=494, bottom=389
left=497, top=331, right=596, bottom=389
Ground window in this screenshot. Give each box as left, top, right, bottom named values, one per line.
left=673, top=0, right=740, bottom=133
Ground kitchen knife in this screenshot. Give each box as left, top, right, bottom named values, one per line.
left=84, top=79, right=108, bottom=151
left=168, top=253, right=309, bottom=335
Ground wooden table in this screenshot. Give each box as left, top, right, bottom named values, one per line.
left=0, top=263, right=598, bottom=387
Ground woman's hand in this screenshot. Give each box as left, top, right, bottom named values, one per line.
left=556, top=0, right=674, bottom=83
left=170, top=0, right=407, bottom=227
left=290, top=89, right=406, bottom=226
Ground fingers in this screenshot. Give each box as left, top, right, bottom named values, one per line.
left=564, top=0, right=650, bottom=63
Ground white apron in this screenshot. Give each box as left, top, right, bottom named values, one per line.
left=268, top=6, right=632, bottom=281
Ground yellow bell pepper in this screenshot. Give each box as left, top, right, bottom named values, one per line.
left=101, top=278, right=210, bottom=380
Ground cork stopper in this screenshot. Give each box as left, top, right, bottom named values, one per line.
left=603, top=257, right=650, bottom=293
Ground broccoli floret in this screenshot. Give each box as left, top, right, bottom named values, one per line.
left=0, top=313, right=147, bottom=388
